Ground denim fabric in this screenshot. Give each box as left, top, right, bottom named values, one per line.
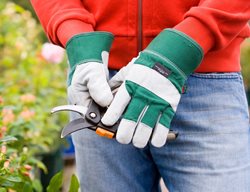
left=71, top=72, right=250, bottom=192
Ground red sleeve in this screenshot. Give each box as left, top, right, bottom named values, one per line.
left=174, top=0, right=250, bottom=53
left=30, top=0, right=95, bottom=47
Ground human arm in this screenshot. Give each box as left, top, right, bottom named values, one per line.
left=102, top=0, right=250, bottom=148
left=30, top=0, right=113, bottom=107
left=30, top=0, right=95, bottom=46
left=174, top=0, right=250, bottom=53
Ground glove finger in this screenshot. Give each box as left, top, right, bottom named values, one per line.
left=101, top=51, right=109, bottom=78
left=132, top=123, right=152, bottom=148
left=67, top=85, right=90, bottom=106
left=87, top=66, right=113, bottom=107
left=108, top=58, right=136, bottom=89
left=116, top=98, right=147, bottom=144
left=132, top=105, right=161, bottom=148
left=108, top=66, right=128, bottom=89
left=116, top=119, right=137, bottom=144
left=101, top=51, right=109, bottom=68
left=151, top=123, right=169, bottom=148
left=101, top=83, right=131, bottom=126
left=151, top=107, right=175, bottom=147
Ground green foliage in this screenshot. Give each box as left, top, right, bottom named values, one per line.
left=0, top=136, right=17, bottom=143
left=0, top=2, right=68, bottom=191
left=11, top=0, right=36, bottom=17
left=241, top=38, right=250, bottom=88
left=69, top=174, right=80, bottom=192
left=46, top=171, right=63, bottom=192
left=46, top=171, right=79, bottom=192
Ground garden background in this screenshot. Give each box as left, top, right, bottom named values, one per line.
left=0, top=0, right=78, bottom=191
left=0, top=1, right=250, bottom=192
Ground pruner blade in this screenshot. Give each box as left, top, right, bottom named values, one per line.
left=51, top=105, right=88, bottom=116
left=61, top=118, right=94, bottom=138
left=51, top=104, right=91, bottom=138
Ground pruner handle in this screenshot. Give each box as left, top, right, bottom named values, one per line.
left=95, top=121, right=119, bottom=139
left=94, top=122, right=178, bottom=142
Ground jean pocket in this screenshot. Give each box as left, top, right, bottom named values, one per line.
left=189, top=72, right=247, bottom=108
left=176, top=72, right=250, bottom=134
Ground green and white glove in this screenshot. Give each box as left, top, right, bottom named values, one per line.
left=67, top=32, right=114, bottom=107
left=102, top=29, right=203, bottom=148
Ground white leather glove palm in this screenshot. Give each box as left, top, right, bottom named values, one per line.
left=66, top=32, right=114, bottom=107
left=68, top=52, right=112, bottom=107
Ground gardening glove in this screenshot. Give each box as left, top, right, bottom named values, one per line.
left=66, top=32, right=114, bottom=107
left=102, top=29, right=203, bottom=148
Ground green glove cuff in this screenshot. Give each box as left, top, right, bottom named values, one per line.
left=66, top=32, right=114, bottom=67
left=135, top=29, right=204, bottom=92
left=66, top=32, right=114, bottom=86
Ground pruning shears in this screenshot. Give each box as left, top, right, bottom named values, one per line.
left=51, top=100, right=178, bottom=141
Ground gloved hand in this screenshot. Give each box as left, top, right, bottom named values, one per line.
left=102, top=29, right=203, bottom=148
left=66, top=32, right=114, bottom=108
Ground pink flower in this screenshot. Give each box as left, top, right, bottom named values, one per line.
left=24, top=164, right=32, bottom=171
left=4, top=160, right=10, bottom=168
left=0, top=126, right=7, bottom=138
left=1, top=126, right=7, bottom=133
left=2, top=109, right=15, bottom=125
left=23, top=171, right=31, bottom=178
left=20, top=93, right=36, bottom=103
left=20, top=108, right=35, bottom=120
left=1, top=145, right=7, bottom=154
left=2, top=108, right=12, bottom=116
left=9, top=167, right=15, bottom=173
left=41, top=42, right=65, bottom=64
left=0, top=96, right=3, bottom=105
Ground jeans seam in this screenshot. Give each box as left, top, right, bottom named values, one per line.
left=191, top=72, right=241, bottom=79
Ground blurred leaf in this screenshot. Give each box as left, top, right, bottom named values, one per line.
left=0, top=188, right=7, bottom=192
left=23, top=182, right=33, bottom=192
left=0, top=136, right=18, bottom=143
left=14, top=4, right=25, bottom=13
left=4, top=175, right=22, bottom=183
left=0, top=176, right=20, bottom=188
left=241, top=39, right=250, bottom=87
left=29, top=157, right=48, bottom=174
left=69, top=174, right=80, bottom=192
left=32, top=179, right=43, bottom=192
left=46, top=171, right=63, bottom=192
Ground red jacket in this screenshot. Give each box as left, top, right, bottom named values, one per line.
left=31, top=0, right=250, bottom=72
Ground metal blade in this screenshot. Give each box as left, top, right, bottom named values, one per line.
left=61, top=118, right=94, bottom=138
left=51, top=105, right=88, bottom=116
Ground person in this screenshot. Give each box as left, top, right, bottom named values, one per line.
left=31, top=1, right=250, bottom=191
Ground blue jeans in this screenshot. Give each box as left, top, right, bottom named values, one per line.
left=71, top=72, right=250, bottom=192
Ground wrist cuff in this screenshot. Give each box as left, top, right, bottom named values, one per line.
left=66, top=32, right=114, bottom=68
left=146, top=29, right=204, bottom=76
